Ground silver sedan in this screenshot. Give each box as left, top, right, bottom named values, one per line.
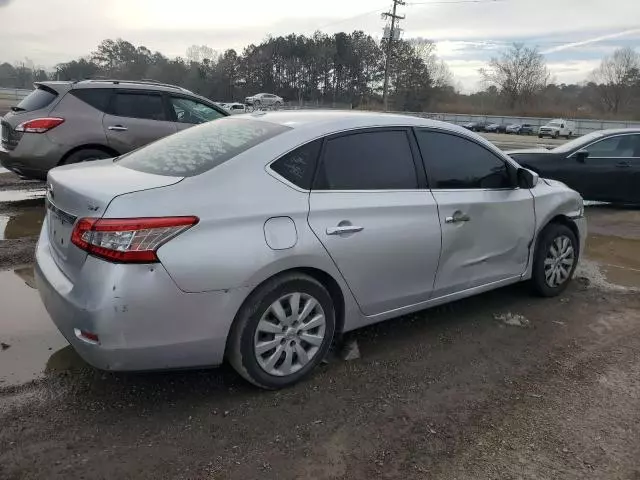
left=36, top=111, right=586, bottom=389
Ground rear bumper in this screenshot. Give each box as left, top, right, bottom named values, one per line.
left=35, top=221, right=250, bottom=371
left=0, top=134, right=63, bottom=180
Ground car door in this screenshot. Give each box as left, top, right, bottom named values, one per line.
left=307, top=128, right=442, bottom=316
left=415, top=128, right=536, bottom=297
left=103, top=90, right=177, bottom=153
left=168, top=95, right=227, bottom=132
left=574, top=133, right=640, bottom=202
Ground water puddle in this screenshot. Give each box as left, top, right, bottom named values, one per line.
left=0, top=204, right=45, bottom=240
left=0, top=188, right=46, bottom=203
left=584, top=234, right=640, bottom=289
left=0, top=266, right=78, bottom=387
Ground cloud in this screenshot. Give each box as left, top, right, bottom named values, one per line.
left=542, top=28, right=640, bottom=54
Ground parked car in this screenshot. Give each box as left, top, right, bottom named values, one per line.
left=224, top=102, right=247, bottom=114
left=36, top=112, right=585, bottom=389
left=485, top=123, right=507, bottom=133
left=506, top=123, right=535, bottom=135
left=0, top=80, right=228, bottom=180
left=244, top=93, right=284, bottom=109
left=508, top=128, right=640, bottom=203
left=462, top=121, right=489, bottom=132
left=539, top=119, right=575, bottom=139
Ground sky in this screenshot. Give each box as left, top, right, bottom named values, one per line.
left=0, top=0, right=639, bottom=92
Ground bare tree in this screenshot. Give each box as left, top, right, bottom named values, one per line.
left=590, top=47, right=640, bottom=114
left=410, top=38, right=453, bottom=88
left=479, top=43, right=549, bottom=109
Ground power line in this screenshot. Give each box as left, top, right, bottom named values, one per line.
left=382, top=0, right=406, bottom=111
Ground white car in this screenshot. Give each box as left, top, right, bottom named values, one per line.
left=245, top=93, right=284, bottom=109
left=225, top=103, right=247, bottom=114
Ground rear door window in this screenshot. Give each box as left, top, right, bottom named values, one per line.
left=15, top=86, right=58, bottom=112
left=314, top=130, right=418, bottom=190
left=70, top=88, right=112, bottom=112
left=111, top=92, right=167, bottom=121
left=116, top=118, right=291, bottom=177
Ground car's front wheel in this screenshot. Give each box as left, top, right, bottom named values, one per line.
left=228, top=273, right=336, bottom=389
left=531, top=223, right=578, bottom=297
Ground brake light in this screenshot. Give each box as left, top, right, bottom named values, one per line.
left=71, top=216, right=199, bottom=263
left=15, top=117, right=65, bottom=133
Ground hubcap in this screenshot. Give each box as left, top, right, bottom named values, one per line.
left=254, top=293, right=326, bottom=377
left=544, top=235, right=575, bottom=288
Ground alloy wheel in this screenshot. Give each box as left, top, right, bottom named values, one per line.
left=253, top=293, right=326, bottom=376
left=544, top=235, right=575, bottom=287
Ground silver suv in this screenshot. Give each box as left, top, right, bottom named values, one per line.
left=0, top=80, right=228, bottom=180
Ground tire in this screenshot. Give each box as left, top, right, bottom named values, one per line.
left=538, top=134, right=543, bottom=138
left=253, top=100, right=261, bottom=109
left=531, top=223, right=579, bottom=297
left=61, top=148, right=112, bottom=165
left=274, top=101, right=282, bottom=110
left=228, top=273, right=336, bottom=389
left=553, top=131, right=559, bottom=139
left=566, top=132, right=572, bottom=139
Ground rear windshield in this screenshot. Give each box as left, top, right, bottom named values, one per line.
left=15, top=86, right=58, bottom=112
left=116, top=117, right=291, bottom=177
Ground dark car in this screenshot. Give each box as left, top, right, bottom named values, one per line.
left=462, top=122, right=478, bottom=131
left=1, top=80, right=228, bottom=180
left=485, top=123, right=508, bottom=133
left=508, top=129, right=640, bottom=204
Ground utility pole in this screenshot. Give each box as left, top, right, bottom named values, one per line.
left=382, top=0, right=405, bottom=111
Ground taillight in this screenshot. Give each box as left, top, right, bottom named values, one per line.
left=15, top=117, right=65, bottom=133
left=71, top=216, right=199, bottom=263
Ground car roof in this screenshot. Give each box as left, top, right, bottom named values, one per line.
left=592, top=128, right=640, bottom=135
left=241, top=110, right=478, bottom=137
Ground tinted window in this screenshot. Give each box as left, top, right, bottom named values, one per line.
left=15, top=87, right=57, bottom=112
left=116, top=118, right=291, bottom=177
left=315, top=130, right=417, bottom=190
left=270, top=140, right=322, bottom=189
left=70, top=88, right=112, bottom=112
left=112, top=92, right=166, bottom=120
left=585, top=135, right=640, bottom=158
left=416, top=130, right=512, bottom=189
left=170, top=96, right=225, bottom=124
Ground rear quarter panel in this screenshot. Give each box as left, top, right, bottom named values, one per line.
left=47, top=92, right=109, bottom=150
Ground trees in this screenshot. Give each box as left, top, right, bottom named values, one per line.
left=590, top=47, right=640, bottom=114
left=479, top=43, right=549, bottom=109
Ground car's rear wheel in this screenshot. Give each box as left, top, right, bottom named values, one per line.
left=531, top=223, right=578, bottom=297
left=62, top=148, right=112, bottom=165
left=253, top=100, right=261, bottom=109
left=274, top=101, right=282, bottom=110
left=228, top=273, right=335, bottom=389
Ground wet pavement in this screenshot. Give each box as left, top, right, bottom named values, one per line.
left=0, top=266, right=70, bottom=387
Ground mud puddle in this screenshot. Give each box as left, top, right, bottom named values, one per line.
left=0, top=188, right=46, bottom=203
left=0, top=204, right=45, bottom=240
left=585, top=234, right=640, bottom=289
left=0, top=266, right=78, bottom=387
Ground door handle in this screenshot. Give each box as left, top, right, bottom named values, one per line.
left=326, top=225, right=364, bottom=235
left=108, top=125, right=128, bottom=131
left=616, top=161, right=630, bottom=168
left=445, top=211, right=470, bottom=224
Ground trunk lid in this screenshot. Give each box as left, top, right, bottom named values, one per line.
left=46, top=160, right=183, bottom=281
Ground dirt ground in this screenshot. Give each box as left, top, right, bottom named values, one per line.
left=0, top=170, right=639, bottom=480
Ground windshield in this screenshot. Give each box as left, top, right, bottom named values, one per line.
left=116, top=117, right=291, bottom=177
left=548, top=122, right=562, bottom=127
left=552, top=131, right=605, bottom=154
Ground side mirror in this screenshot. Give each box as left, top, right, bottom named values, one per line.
left=575, top=150, right=589, bottom=163
left=518, top=168, right=539, bottom=189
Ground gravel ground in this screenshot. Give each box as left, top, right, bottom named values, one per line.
left=1, top=171, right=639, bottom=479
